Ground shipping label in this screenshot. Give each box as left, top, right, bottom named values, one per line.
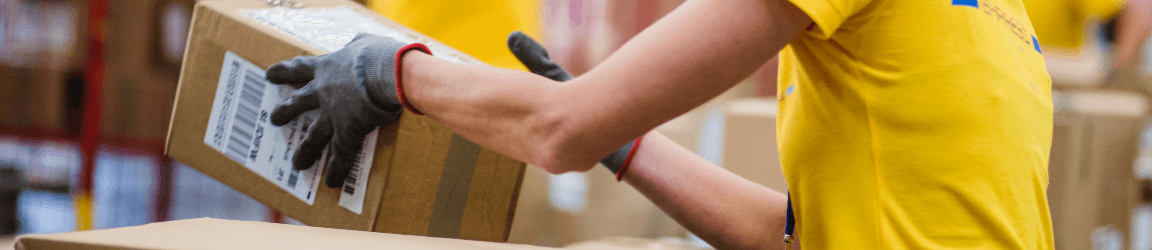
left=239, top=6, right=474, bottom=215
left=204, top=51, right=377, bottom=213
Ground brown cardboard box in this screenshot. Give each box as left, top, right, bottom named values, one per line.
left=506, top=166, right=687, bottom=247
left=0, top=0, right=83, bottom=133
left=505, top=91, right=750, bottom=246
left=721, top=98, right=787, bottom=192
left=15, top=218, right=549, bottom=250
left=562, top=237, right=707, bottom=250
left=0, top=61, right=69, bottom=131
left=13, top=218, right=707, bottom=250
left=165, top=0, right=525, bottom=242
left=102, top=0, right=180, bottom=141
left=1049, top=90, right=1147, bottom=250
left=0, top=67, right=67, bottom=131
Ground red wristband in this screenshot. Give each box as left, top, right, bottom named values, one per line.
left=394, top=43, right=432, bottom=115
left=615, top=136, right=644, bottom=182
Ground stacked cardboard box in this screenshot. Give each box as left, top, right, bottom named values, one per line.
left=720, top=98, right=786, bottom=192
left=506, top=166, right=686, bottom=247
left=0, top=0, right=82, bottom=133
left=1048, top=90, right=1147, bottom=250
left=101, top=0, right=192, bottom=141
left=504, top=89, right=758, bottom=247
left=0, top=67, right=67, bottom=131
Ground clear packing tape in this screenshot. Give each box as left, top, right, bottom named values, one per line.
left=242, top=7, right=466, bottom=63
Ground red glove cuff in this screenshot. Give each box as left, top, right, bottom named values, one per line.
left=394, top=43, right=432, bottom=115
left=615, top=136, right=644, bottom=182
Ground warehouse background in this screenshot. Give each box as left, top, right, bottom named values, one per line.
left=0, top=0, right=1150, bottom=249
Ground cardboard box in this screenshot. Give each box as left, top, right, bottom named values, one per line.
left=1049, top=90, right=1147, bottom=250
left=506, top=166, right=687, bottom=247
left=102, top=0, right=176, bottom=140
left=720, top=98, right=787, bottom=192
left=562, top=237, right=707, bottom=250
left=165, top=0, right=525, bottom=242
left=13, top=218, right=707, bottom=250
left=15, top=218, right=548, bottom=250
left=0, top=67, right=67, bottom=131
left=505, top=91, right=752, bottom=246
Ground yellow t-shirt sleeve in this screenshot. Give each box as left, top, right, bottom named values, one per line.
left=787, top=0, right=875, bottom=39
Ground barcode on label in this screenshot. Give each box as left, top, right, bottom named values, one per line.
left=343, top=164, right=360, bottom=195
left=224, top=69, right=267, bottom=162
left=342, top=152, right=365, bottom=195
left=287, top=170, right=300, bottom=189
left=336, top=128, right=378, bottom=214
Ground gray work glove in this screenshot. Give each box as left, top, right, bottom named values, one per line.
left=506, top=31, right=637, bottom=174
left=266, top=33, right=430, bottom=188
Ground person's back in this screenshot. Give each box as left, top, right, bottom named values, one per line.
left=778, top=0, right=1054, bottom=248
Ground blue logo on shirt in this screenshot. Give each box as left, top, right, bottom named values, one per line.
left=952, top=0, right=978, bottom=7
left=951, top=0, right=1042, bottom=55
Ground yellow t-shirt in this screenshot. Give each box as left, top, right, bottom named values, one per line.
left=1022, top=0, right=1124, bottom=53
left=369, top=0, right=542, bottom=71
left=778, top=0, right=1054, bottom=249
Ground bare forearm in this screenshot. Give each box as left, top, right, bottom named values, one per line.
left=400, top=53, right=577, bottom=171
left=1113, top=0, right=1152, bottom=68
left=399, top=60, right=792, bottom=249
left=400, top=58, right=793, bottom=247
left=401, top=0, right=810, bottom=173
left=561, top=0, right=810, bottom=170
left=624, top=132, right=789, bottom=250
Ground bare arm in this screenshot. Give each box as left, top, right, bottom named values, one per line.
left=400, top=0, right=810, bottom=247
left=402, top=0, right=812, bottom=173
left=1112, top=0, right=1152, bottom=68
left=623, top=131, right=791, bottom=250
left=395, top=60, right=794, bottom=246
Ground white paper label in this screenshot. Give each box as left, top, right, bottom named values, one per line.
left=204, top=51, right=377, bottom=213
left=337, top=128, right=377, bottom=214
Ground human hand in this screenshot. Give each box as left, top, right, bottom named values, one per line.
left=507, top=31, right=573, bottom=82
left=506, top=31, right=639, bottom=176
left=266, top=33, right=430, bottom=188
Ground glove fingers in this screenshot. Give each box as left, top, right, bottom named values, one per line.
left=323, top=125, right=373, bottom=188
left=270, top=85, right=321, bottom=126
left=267, top=55, right=322, bottom=84
left=292, top=118, right=333, bottom=171
left=507, top=31, right=573, bottom=82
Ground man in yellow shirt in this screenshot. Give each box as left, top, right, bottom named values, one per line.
left=267, top=0, right=1054, bottom=248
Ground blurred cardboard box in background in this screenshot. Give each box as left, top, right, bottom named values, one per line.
left=1049, top=90, right=1147, bottom=249
left=721, top=98, right=786, bottom=193
left=507, top=166, right=687, bottom=247
left=507, top=91, right=785, bottom=248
